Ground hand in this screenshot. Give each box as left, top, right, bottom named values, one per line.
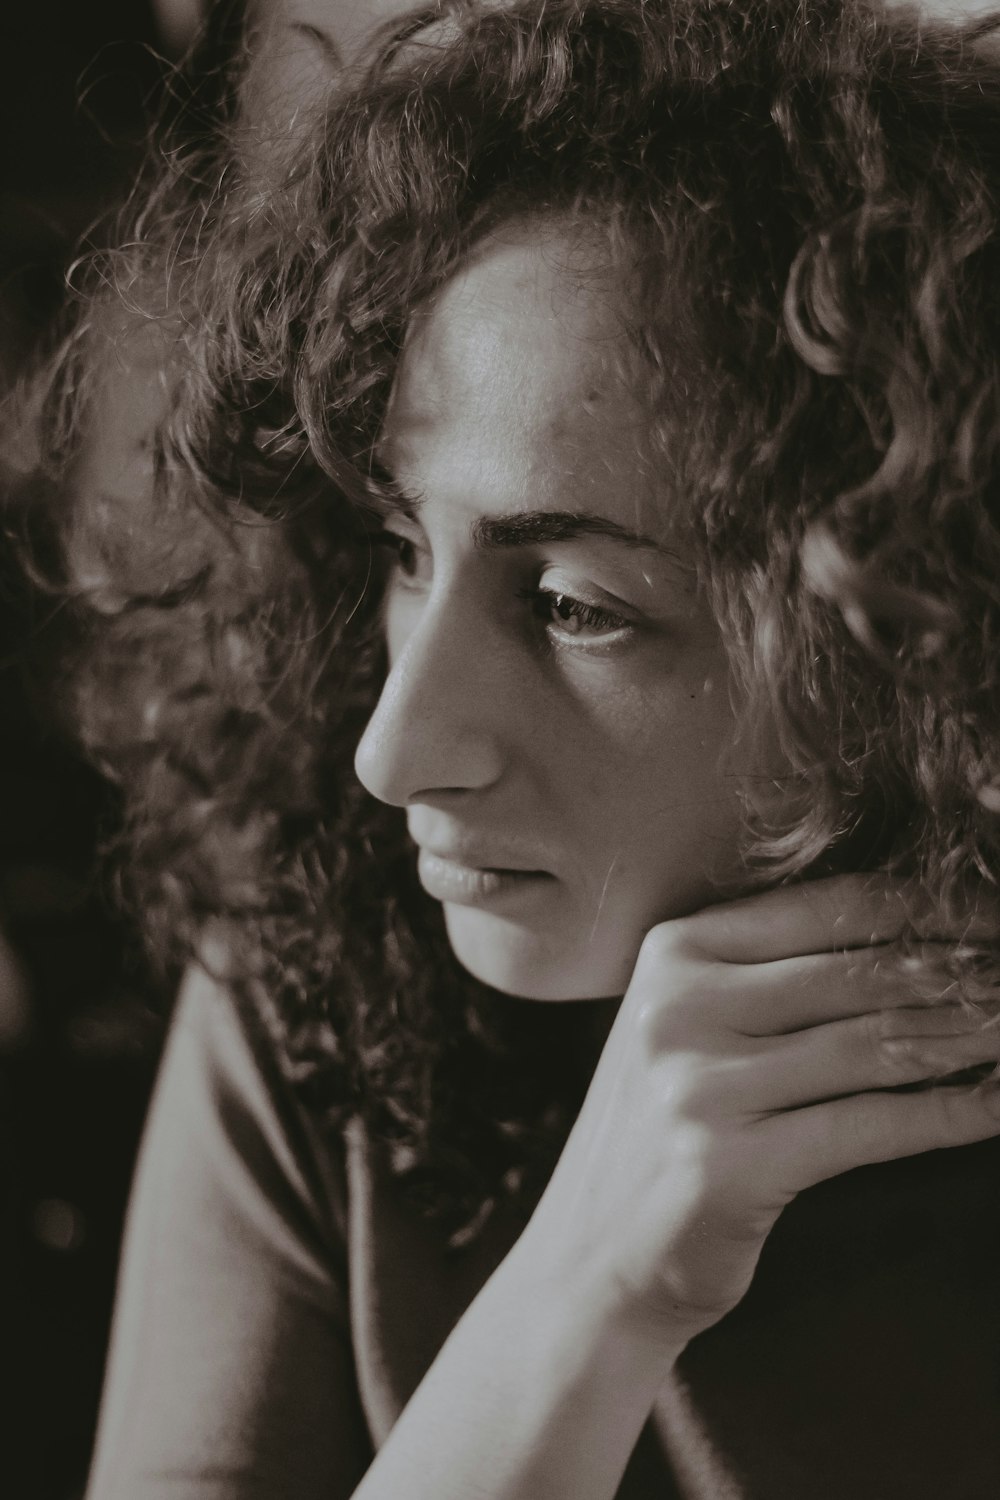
left=524, top=874, right=1000, bottom=1347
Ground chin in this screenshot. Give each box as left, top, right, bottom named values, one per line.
left=441, top=904, right=635, bottom=1001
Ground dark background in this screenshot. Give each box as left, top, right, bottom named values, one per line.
left=1, top=6, right=192, bottom=1496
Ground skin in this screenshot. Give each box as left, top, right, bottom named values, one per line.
left=354, top=227, right=756, bottom=1001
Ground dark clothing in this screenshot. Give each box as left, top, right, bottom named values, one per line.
left=86, top=969, right=1000, bottom=1498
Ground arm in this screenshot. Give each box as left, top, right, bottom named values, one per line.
left=87, top=965, right=680, bottom=1500
left=86, top=969, right=674, bottom=1500
left=350, top=1235, right=682, bottom=1500
left=85, top=967, right=372, bottom=1500
left=348, top=876, right=1000, bottom=1500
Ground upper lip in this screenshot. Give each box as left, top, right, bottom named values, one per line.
left=413, top=838, right=548, bottom=875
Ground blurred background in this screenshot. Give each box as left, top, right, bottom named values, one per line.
left=1, top=6, right=208, bottom=1496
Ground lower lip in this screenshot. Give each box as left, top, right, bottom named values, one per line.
left=417, top=850, right=553, bottom=907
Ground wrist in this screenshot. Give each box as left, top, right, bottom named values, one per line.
left=502, top=1222, right=689, bottom=1398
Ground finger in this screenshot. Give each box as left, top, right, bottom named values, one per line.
left=773, top=1076, right=1000, bottom=1190
left=669, top=874, right=1000, bottom=965
left=744, top=1005, right=1000, bottom=1112
left=727, top=943, right=968, bottom=1036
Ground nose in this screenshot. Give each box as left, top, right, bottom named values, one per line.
left=354, top=598, right=507, bottom=807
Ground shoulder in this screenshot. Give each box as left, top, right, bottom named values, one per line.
left=151, top=963, right=353, bottom=1270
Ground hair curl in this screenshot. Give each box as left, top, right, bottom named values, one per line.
left=24, top=0, right=1000, bottom=1241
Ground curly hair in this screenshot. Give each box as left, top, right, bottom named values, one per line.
left=26, top=0, right=1000, bottom=1241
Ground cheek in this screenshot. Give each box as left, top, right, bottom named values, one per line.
left=581, top=682, right=744, bottom=862
left=592, top=666, right=737, bottom=794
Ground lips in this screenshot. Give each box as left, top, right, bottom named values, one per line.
left=415, top=846, right=554, bottom=906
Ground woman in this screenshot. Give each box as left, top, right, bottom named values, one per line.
left=42, top=0, right=1000, bottom=1494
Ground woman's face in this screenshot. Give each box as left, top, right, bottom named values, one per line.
left=354, top=228, right=763, bottom=1000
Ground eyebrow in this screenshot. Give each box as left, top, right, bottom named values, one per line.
left=289, top=21, right=344, bottom=69
left=469, top=509, right=685, bottom=561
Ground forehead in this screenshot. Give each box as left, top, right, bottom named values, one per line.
left=400, top=231, right=621, bottom=415
left=384, top=228, right=664, bottom=524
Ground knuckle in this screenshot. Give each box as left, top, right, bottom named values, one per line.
left=629, top=924, right=735, bottom=1057
left=631, top=992, right=671, bottom=1052
left=658, top=1054, right=728, bottom=1123
left=868, top=1006, right=907, bottom=1043
left=640, top=917, right=702, bottom=966
left=630, top=972, right=717, bottom=1055
left=663, top=1067, right=707, bottom=1121
left=891, top=945, right=948, bottom=1002
left=664, top=1116, right=712, bottom=1169
left=860, top=1009, right=916, bottom=1081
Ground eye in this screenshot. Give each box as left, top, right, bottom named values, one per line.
left=526, top=586, right=633, bottom=642
left=372, top=525, right=429, bottom=585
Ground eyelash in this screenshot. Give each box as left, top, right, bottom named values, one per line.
left=372, top=529, right=633, bottom=642
left=518, top=587, right=631, bottom=639
left=373, top=530, right=419, bottom=570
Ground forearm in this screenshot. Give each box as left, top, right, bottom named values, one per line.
left=351, top=1233, right=684, bottom=1500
